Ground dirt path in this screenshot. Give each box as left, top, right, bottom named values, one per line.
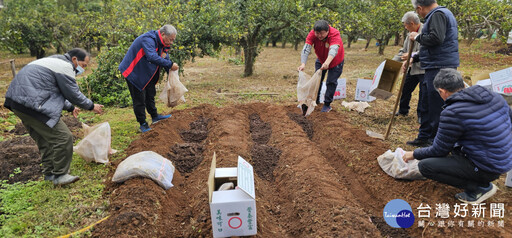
left=92, top=103, right=512, bottom=237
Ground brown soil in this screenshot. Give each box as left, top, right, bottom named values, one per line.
left=91, top=103, right=512, bottom=237
left=0, top=115, right=83, bottom=183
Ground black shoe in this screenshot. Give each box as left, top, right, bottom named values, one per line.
left=406, top=138, right=431, bottom=147
left=301, top=104, right=308, bottom=116
left=394, top=112, right=408, bottom=116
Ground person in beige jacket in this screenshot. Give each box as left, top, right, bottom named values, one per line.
left=393, top=11, right=425, bottom=120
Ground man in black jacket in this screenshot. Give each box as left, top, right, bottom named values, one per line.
left=406, top=0, right=459, bottom=147
left=4, top=48, right=103, bottom=186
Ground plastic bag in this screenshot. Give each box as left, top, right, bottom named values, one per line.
left=73, top=122, right=115, bottom=164
left=159, top=70, right=188, bottom=107
left=342, top=101, right=371, bottom=113
left=377, top=148, right=425, bottom=180
left=297, top=70, right=322, bottom=116
left=112, top=151, right=175, bottom=190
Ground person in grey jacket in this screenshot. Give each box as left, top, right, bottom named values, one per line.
left=4, top=48, right=103, bottom=186
left=393, top=11, right=425, bottom=118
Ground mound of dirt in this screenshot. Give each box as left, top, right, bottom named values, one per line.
left=92, top=103, right=512, bottom=237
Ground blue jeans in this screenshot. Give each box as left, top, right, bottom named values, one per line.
left=418, top=152, right=501, bottom=193
left=315, top=59, right=344, bottom=107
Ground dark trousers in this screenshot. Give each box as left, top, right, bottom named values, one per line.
left=398, top=72, right=423, bottom=118
left=126, top=76, right=159, bottom=125
left=417, top=68, right=446, bottom=140
left=12, top=109, right=73, bottom=176
left=418, top=153, right=501, bottom=193
left=315, top=59, right=344, bottom=106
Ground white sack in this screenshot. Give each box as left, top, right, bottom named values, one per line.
left=342, top=101, right=371, bottom=113
left=159, top=70, right=188, bottom=107
left=73, top=122, right=115, bottom=164
left=377, top=148, right=425, bottom=180
left=112, top=151, right=175, bottom=190
left=297, top=70, right=322, bottom=116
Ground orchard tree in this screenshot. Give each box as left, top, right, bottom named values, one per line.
left=0, top=0, right=67, bottom=58
left=227, top=0, right=297, bottom=77
left=368, top=0, right=408, bottom=55
left=339, top=0, right=372, bottom=48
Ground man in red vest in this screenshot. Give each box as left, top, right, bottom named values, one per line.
left=298, top=20, right=345, bottom=113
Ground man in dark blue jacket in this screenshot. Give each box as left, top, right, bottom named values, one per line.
left=119, top=25, right=179, bottom=132
left=406, top=0, right=459, bottom=147
left=403, top=69, right=512, bottom=204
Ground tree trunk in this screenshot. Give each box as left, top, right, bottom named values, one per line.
left=294, top=39, right=300, bottom=51
left=377, top=39, right=385, bottom=55
left=243, top=43, right=256, bottom=77
left=365, top=38, right=371, bottom=49
left=242, top=36, right=258, bottom=77
left=384, top=36, right=391, bottom=46
left=347, top=35, right=354, bottom=48
left=36, top=48, right=45, bottom=59
left=394, top=32, right=400, bottom=46
left=281, top=40, right=287, bottom=48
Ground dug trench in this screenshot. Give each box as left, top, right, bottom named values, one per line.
left=92, top=103, right=512, bottom=237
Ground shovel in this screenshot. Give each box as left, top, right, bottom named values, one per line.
left=384, top=39, right=416, bottom=140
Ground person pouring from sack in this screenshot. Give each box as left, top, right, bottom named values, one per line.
left=298, top=20, right=345, bottom=113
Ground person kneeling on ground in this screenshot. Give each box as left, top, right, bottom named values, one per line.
left=403, top=68, right=512, bottom=204
left=4, top=48, right=104, bottom=186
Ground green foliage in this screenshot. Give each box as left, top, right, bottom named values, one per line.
left=0, top=0, right=64, bottom=58
left=78, top=43, right=131, bottom=107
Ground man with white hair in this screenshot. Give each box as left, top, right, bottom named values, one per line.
left=403, top=69, right=512, bottom=204
left=393, top=11, right=424, bottom=119
left=120, top=25, right=179, bottom=132
left=406, top=0, right=459, bottom=147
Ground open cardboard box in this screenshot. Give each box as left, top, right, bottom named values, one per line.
left=208, top=153, right=257, bottom=237
left=369, top=59, right=403, bottom=100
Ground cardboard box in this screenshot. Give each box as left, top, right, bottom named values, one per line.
left=490, top=67, right=512, bottom=94
left=470, top=71, right=492, bottom=86
left=369, top=59, right=403, bottom=100
left=475, top=79, right=492, bottom=91
left=208, top=153, right=256, bottom=238
left=355, top=78, right=376, bottom=102
left=319, top=78, right=347, bottom=103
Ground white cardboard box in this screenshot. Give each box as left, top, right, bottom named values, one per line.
left=355, top=78, right=376, bottom=102
left=208, top=153, right=257, bottom=238
left=489, top=67, right=512, bottom=94
left=369, top=59, right=402, bottom=100
left=318, top=78, right=347, bottom=103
